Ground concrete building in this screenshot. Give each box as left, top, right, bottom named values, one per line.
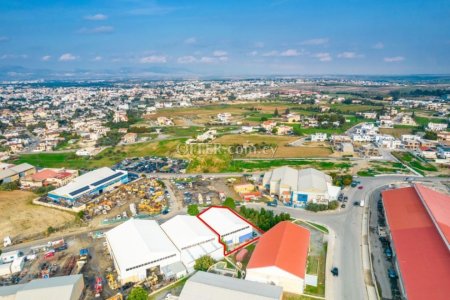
left=381, top=185, right=450, bottom=300
left=262, top=167, right=340, bottom=206
left=48, top=167, right=128, bottom=202
left=246, top=221, right=310, bottom=294
left=161, top=215, right=223, bottom=272
left=197, top=206, right=254, bottom=246
left=427, top=122, right=448, bottom=132
left=0, top=274, right=84, bottom=300
left=0, top=163, right=36, bottom=184
left=179, top=271, right=283, bottom=300
left=310, top=133, right=327, bottom=142
left=105, top=219, right=182, bottom=284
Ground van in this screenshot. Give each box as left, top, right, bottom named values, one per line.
left=360, top=200, right=365, bottom=207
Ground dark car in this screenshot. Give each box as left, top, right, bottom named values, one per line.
left=341, top=204, right=346, bottom=208
left=353, top=201, right=360, bottom=206
left=331, top=267, right=339, bottom=276
left=388, top=268, right=397, bottom=278
left=358, top=186, right=364, bottom=189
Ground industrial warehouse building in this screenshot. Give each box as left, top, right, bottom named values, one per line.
left=197, top=206, right=254, bottom=246
left=382, top=184, right=450, bottom=300
left=246, top=221, right=310, bottom=294
left=0, top=274, right=84, bottom=300
left=105, top=219, right=183, bottom=284
left=161, top=215, right=223, bottom=272
left=262, top=167, right=340, bottom=206
left=179, top=271, right=283, bottom=300
left=48, top=167, right=128, bottom=202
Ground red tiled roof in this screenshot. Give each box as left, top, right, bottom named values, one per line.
left=382, top=187, right=450, bottom=300
left=54, top=171, right=72, bottom=179
left=415, top=184, right=450, bottom=246
left=247, top=221, right=309, bottom=279
left=32, top=169, right=58, bottom=181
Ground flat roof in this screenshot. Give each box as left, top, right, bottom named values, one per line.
left=179, top=271, right=283, bottom=300
left=49, top=167, right=126, bottom=199
left=247, top=221, right=310, bottom=279
left=382, top=186, right=450, bottom=300
left=105, top=219, right=179, bottom=273
left=197, top=207, right=251, bottom=236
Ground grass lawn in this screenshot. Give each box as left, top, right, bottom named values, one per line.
left=13, top=152, right=92, bottom=169
left=358, top=161, right=409, bottom=176
left=305, top=221, right=329, bottom=234
left=225, top=159, right=353, bottom=172
left=148, top=276, right=189, bottom=300
left=304, top=243, right=327, bottom=297
left=283, top=294, right=322, bottom=300
left=414, top=116, right=448, bottom=126
left=379, top=126, right=416, bottom=138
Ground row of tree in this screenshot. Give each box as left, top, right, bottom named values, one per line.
left=239, top=206, right=291, bottom=231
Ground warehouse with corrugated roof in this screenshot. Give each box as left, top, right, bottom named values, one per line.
left=245, top=221, right=310, bottom=294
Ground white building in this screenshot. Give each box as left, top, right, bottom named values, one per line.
left=197, top=207, right=254, bottom=246
left=246, top=222, right=310, bottom=294
left=105, top=219, right=182, bottom=284
left=217, top=113, right=232, bottom=123
left=427, top=122, right=448, bottom=132
left=161, top=215, right=223, bottom=272
left=262, top=167, right=340, bottom=206
left=310, top=133, right=327, bottom=142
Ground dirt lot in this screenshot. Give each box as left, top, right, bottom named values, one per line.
left=0, top=191, right=74, bottom=240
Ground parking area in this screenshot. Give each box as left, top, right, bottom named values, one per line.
left=113, top=156, right=188, bottom=174
left=369, top=187, right=401, bottom=300
left=168, top=176, right=222, bottom=207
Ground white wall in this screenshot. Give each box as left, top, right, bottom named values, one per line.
left=246, top=266, right=304, bottom=294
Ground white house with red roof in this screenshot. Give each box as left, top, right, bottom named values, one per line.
left=245, top=221, right=310, bottom=294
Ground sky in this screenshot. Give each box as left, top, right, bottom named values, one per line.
left=0, top=0, right=450, bottom=77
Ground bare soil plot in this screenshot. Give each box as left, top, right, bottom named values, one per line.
left=0, top=190, right=74, bottom=240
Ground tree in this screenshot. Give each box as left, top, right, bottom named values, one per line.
left=46, top=226, right=56, bottom=235
left=128, top=286, right=148, bottom=300
left=273, top=108, right=279, bottom=117
left=423, top=131, right=438, bottom=140
left=328, top=200, right=339, bottom=210
left=187, top=204, right=199, bottom=216
left=285, top=108, right=290, bottom=115
left=223, top=197, right=236, bottom=210
left=260, top=116, right=268, bottom=122
left=194, top=255, right=215, bottom=271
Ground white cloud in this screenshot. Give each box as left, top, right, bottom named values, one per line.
left=199, top=56, right=215, bottom=63
left=0, top=36, right=9, bottom=42
left=213, top=50, right=228, bottom=57
left=261, top=49, right=302, bottom=57
left=337, top=51, right=364, bottom=59
left=248, top=51, right=258, bottom=56
left=384, top=56, right=405, bottom=62
left=313, top=52, right=332, bottom=62
left=93, top=56, right=103, bottom=61
left=78, top=26, right=114, bottom=34
left=84, top=14, right=108, bottom=21
left=177, top=56, right=197, bottom=64
left=301, top=38, right=329, bottom=45
left=140, top=55, right=167, bottom=63
left=218, top=56, right=228, bottom=62
left=373, top=42, right=384, bottom=49
left=59, top=53, right=77, bottom=61
left=280, top=49, right=302, bottom=57
left=41, top=55, right=51, bottom=61
left=184, top=37, right=197, bottom=44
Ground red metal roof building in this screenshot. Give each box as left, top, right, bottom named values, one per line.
left=246, top=221, right=310, bottom=294
left=382, top=184, right=450, bottom=300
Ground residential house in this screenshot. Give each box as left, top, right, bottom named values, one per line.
left=310, top=133, right=327, bottom=142
left=122, top=133, right=137, bottom=144
left=427, top=122, right=448, bottom=132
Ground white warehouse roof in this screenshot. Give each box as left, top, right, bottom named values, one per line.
left=263, top=166, right=332, bottom=194
left=179, top=271, right=283, bottom=300
left=0, top=274, right=84, bottom=300
left=105, top=219, right=179, bottom=274
left=197, top=207, right=251, bottom=236
left=161, top=215, right=218, bottom=250
left=49, top=167, right=126, bottom=199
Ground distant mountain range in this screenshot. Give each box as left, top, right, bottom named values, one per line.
left=1, top=65, right=450, bottom=83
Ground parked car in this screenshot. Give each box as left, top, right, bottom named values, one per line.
left=385, top=247, right=393, bottom=258
left=358, top=186, right=364, bottom=189
left=331, top=267, right=339, bottom=276
left=388, top=268, right=397, bottom=278
left=353, top=201, right=360, bottom=206
left=341, top=204, right=346, bottom=208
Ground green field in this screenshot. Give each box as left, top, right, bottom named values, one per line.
left=392, top=151, right=438, bottom=175
left=225, top=159, right=353, bottom=172
left=357, top=161, right=410, bottom=176
left=304, top=243, right=327, bottom=297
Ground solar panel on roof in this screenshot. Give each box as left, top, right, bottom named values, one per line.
left=69, top=185, right=90, bottom=196
left=91, top=172, right=124, bottom=187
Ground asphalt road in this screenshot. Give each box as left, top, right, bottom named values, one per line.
left=247, top=175, right=447, bottom=300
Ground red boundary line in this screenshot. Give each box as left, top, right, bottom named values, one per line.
left=197, top=205, right=264, bottom=256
